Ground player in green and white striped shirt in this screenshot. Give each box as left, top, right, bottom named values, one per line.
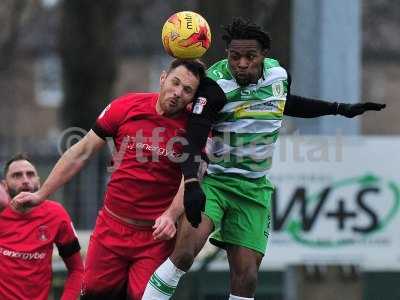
left=143, top=18, right=385, bottom=300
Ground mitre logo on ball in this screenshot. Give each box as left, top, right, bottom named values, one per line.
left=161, top=11, right=212, bottom=59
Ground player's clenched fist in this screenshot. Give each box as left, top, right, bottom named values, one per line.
left=11, top=191, right=43, bottom=212
left=0, top=184, right=10, bottom=212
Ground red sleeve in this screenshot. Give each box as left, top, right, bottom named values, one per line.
left=92, top=94, right=133, bottom=139
left=60, top=252, right=84, bottom=300
left=55, top=206, right=81, bottom=258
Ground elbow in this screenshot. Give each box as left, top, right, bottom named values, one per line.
left=65, top=141, right=93, bottom=167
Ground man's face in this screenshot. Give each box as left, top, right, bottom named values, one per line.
left=227, top=39, right=267, bottom=86
left=4, top=160, right=40, bottom=198
left=158, top=65, right=200, bottom=117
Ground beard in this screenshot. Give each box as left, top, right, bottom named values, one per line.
left=7, top=185, right=39, bottom=198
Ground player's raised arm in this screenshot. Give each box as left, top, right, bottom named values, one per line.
left=11, top=130, right=106, bottom=209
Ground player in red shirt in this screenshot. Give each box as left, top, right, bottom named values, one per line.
left=11, top=59, right=216, bottom=299
left=0, top=153, right=83, bottom=300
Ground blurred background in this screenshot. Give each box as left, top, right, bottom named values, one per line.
left=0, top=0, right=399, bottom=299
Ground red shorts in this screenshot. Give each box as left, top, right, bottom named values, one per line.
left=81, top=209, right=175, bottom=300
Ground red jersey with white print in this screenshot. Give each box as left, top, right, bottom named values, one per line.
left=93, top=93, right=187, bottom=220
left=0, top=200, right=80, bottom=300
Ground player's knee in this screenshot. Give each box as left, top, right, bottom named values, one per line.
left=231, top=267, right=258, bottom=292
left=171, top=248, right=196, bottom=271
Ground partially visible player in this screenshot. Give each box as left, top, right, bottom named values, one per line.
left=0, top=153, right=83, bottom=300
left=142, top=18, right=386, bottom=300
left=0, top=181, right=9, bottom=212
left=11, top=60, right=226, bottom=299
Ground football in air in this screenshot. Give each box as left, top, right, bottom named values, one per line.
left=161, top=11, right=211, bottom=59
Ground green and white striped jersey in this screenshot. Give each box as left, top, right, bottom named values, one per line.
left=206, top=58, right=288, bottom=183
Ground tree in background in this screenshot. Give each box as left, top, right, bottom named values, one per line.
left=58, top=0, right=120, bottom=228
left=59, top=0, right=120, bottom=130
left=0, top=0, right=37, bottom=155
left=0, top=0, right=30, bottom=70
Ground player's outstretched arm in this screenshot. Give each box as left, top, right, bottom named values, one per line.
left=11, top=130, right=106, bottom=209
left=284, top=94, right=386, bottom=118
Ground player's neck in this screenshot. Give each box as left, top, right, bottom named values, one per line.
left=10, top=205, right=34, bottom=215
left=155, top=98, right=163, bottom=115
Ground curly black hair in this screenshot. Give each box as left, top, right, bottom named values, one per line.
left=222, top=17, right=271, bottom=51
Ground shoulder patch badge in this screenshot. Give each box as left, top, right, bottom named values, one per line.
left=272, top=81, right=284, bottom=97
left=193, top=97, right=207, bottom=114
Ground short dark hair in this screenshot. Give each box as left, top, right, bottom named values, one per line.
left=168, top=59, right=207, bottom=80
left=222, top=17, right=271, bottom=51
left=3, top=153, right=33, bottom=178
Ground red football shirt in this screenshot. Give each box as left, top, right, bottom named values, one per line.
left=0, top=200, right=80, bottom=300
left=93, top=93, right=187, bottom=220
